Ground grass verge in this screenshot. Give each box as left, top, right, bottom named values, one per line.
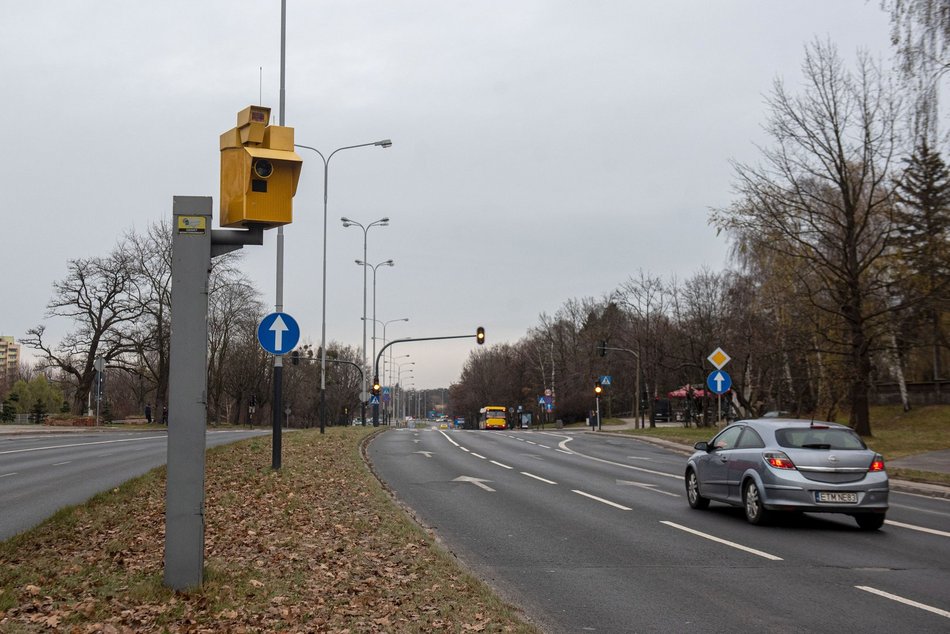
left=0, top=428, right=539, bottom=633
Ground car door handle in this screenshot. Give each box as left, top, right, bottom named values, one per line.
left=718, top=456, right=728, bottom=463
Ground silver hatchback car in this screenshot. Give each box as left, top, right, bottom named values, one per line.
left=685, top=418, right=888, bottom=530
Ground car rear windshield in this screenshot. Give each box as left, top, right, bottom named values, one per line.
left=775, top=427, right=867, bottom=450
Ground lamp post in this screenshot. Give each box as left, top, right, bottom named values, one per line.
left=342, top=216, right=390, bottom=425
left=357, top=259, right=394, bottom=425
left=294, top=140, right=391, bottom=434
left=381, top=318, right=408, bottom=421
left=395, top=365, right=414, bottom=423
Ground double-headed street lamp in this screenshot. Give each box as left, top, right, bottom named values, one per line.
left=343, top=216, right=390, bottom=425
left=355, top=259, right=394, bottom=380
left=357, top=259, right=394, bottom=425
left=294, top=140, right=392, bottom=433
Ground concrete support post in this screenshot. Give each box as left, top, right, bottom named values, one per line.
left=164, top=196, right=212, bottom=590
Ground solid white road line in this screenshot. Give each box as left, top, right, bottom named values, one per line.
left=660, top=521, right=784, bottom=561
left=556, top=449, right=573, bottom=455
left=885, top=519, right=950, bottom=538
left=0, top=472, right=17, bottom=478
left=490, top=460, right=513, bottom=469
left=52, top=461, right=72, bottom=466
left=855, top=586, right=950, bottom=619
left=522, top=472, right=557, bottom=485
left=0, top=435, right=167, bottom=456
left=572, top=490, right=632, bottom=511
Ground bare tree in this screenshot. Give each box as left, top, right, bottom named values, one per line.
left=22, top=249, right=142, bottom=413
left=712, top=41, right=901, bottom=435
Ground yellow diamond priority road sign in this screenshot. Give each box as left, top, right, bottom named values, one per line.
left=707, top=347, right=731, bottom=370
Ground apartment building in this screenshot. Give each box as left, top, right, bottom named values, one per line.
left=0, top=335, right=20, bottom=393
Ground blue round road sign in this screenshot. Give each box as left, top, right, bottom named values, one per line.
left=257, top=312, right=301, bottom=355
left=706, top=369, right=732, bottom=395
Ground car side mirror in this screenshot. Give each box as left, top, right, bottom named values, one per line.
left=694, top=441, right=709, bottom=452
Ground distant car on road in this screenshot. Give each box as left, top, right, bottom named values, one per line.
left=684, top=418, right=888, bottom=530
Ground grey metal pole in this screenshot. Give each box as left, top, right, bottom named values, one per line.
left=361, top=227, right=368, bottom=425
left=320, top=157, right=328, bottom=434
left=271, top=0, right=288, bottom=470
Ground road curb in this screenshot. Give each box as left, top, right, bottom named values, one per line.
left=593, top=429, right=950, bottom=500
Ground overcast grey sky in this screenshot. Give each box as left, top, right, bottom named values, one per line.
left=1, top=1, right=894, bottom=388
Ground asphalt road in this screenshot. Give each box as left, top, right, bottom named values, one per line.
left=368, top=427, right=950, bottom=633
left=0, top=429, right=268, bottom=541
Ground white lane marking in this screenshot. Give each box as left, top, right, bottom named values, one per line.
left=885, top=519, right=950, bottom=538
left=558, top=437, right=680, bottom=480
left=0, top=435, right=167, bottom=456
left=891, top=490, right=950, bottom=503
left=471, top=453, right=487, bottom=460
left=490, top=460, right=513, bottom=469
left=52, top=461, right=72, bottom=466
left=556, top=449, right=573, bottom=455
left=522, top=472, right=557, bottom=485
left=460, top=447, right=470, bottom=453
left=888, top=502, right=950, bottom=518
left=438, top=430, right=460, bottom=447
left=526, top=441, right=538, bottom=445
left=453, top=476, right=495, bottom=492
left=415, top=451, right=433, bottom=459
left=855, top=586, right=950, bottom=619
left=617, top=480, right=680, bottom=497
left=0, top=472, right=17, bottom=478
left=537, top=445, right=552, bottom=449
left=627, top=456, right=654, bottom=461
left=573, top=490, right=632, bottom=511
left=661, top=521, right=783, bottom=561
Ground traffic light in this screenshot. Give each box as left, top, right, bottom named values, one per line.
left=594, top=380, right=603, bottom=396
left=476, top=326, right=485, bottom=345
left=220, top=105, right=303, bottom=229
left=372, top=377, right=381, bottom=395
left=291, top=350, right=300, bottom=366
left=597, top=340, right=607, bottom=357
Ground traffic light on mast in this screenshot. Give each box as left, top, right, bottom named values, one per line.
left=476, top=326, right=485, bottom=345
left=594, top=380, right=603, bottom=396
left=372, top=377, right=381, bottom=395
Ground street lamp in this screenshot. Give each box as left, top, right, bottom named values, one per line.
left=396, top=362, right=414, bottom=424
left=356, top=259, right=394, bottom=425
left=294, top=139, right=392, bottom=434
left=342, top=216, right=390, bottom=425
left=355, top=259, right=394, bottom=381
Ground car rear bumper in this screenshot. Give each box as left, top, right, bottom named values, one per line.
left=762, top=483, right=889, bottom=512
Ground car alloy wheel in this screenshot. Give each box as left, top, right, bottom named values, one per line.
left=743, top=480, right=770, bottom=525
left=686, top=469, right=709, bottom=509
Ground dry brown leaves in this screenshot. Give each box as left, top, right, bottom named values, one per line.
left=0, top=428, right=536, bottom=633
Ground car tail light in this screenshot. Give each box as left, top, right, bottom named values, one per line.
left=764, top=451, right=796, bottom=470
left=869, top=454, right=885, bottom=472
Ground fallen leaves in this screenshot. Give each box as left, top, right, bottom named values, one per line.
left=0, top=428, right=537, bottom=633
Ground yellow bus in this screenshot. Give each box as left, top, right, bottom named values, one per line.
left=479, top=406, right=508, bottom=430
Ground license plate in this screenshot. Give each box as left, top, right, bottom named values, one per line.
left=815, top=491, right=858, bottom=504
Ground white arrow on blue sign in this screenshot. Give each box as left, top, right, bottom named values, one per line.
left=257, top=312, right=301, bottom=355
left=706, top=370, right=732, bottom=395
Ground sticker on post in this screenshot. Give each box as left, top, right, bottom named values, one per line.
left=177, top=216, right=207, bottom=234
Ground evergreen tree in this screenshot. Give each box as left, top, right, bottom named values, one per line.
left=31, top=399, right=47, bottom=424
left=895, top=141, right=950, bottom=382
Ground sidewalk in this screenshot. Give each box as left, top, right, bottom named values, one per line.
left=596, top=419, right=950, bottom=501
